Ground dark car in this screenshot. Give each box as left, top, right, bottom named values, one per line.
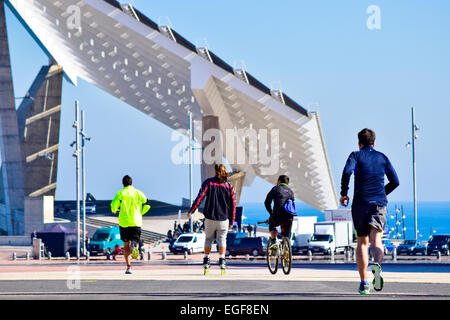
left=226, top=232, right=247, bottom=246
left=226, top=237, right=268, bottom=257
left=427, top=235, right=450, bottom=256
left=396, top=240, right=427, bottom=256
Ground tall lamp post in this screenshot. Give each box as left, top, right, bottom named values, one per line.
left=80, top=110, right=91, bottom=255
left=188, top=111, right=194, bottom=232
left=401, top=205, right=406, bottom=240
left=406, top=107, right=419, bottom=240
left=71, top=101, right=81, bottom=260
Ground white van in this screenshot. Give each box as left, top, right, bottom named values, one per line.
left=170, top=232, right=205, bottom=255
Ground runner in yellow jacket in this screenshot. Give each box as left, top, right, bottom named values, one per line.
left=111, top=175, right=150, bottom=274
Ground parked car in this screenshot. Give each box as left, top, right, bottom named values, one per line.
left=396, top=240, right=427, bottom=255
left=427, top=235, right=450, bottom=256
left=71, top=203, right=96, bottom=214
left=169, top=233, right=205, bottom=255
left=368, top=239, right=396, bottom=257
left=226, top=232, right=247, bottom=246
left=225, top=237, right=268, bottom=257
left=82, top=203, right=96, bottom=213
left=383, top=239, right=397, bottom=254
left=87, top=226, right=123, bottom=255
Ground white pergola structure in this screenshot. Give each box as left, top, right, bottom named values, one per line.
left=6, top=0, right=339, bottom=211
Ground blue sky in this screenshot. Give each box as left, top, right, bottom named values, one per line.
left=5, top=1, right=450, bottom=206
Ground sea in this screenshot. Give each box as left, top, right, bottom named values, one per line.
left=240, top=201, right=450, bottom=240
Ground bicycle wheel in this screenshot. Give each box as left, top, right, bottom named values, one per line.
left=281, top=237, right=292, bottom=275
left=266, top=238, right=278, bottom=274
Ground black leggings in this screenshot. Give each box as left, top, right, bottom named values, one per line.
left=268, top=214, right=293, bottom=238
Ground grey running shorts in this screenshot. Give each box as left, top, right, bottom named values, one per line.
left=351, top=203, right=387, bottom=237
left=204, top=218, right=229, bottom=248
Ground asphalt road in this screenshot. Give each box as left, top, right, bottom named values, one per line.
left=0, top=280, right=448, bottom=300
left=0, top=262, right=449, bottom=300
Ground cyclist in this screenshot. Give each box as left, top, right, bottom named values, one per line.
left=264, top=175, right=295, bottom=247
left=340, top=129, right=399, bottom=294
left=111, top=175, right=150, bottom=274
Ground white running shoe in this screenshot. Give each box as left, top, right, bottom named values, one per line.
left=372, top=263, right=384, bottom=291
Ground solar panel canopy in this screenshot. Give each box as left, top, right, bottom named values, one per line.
left=6, top=0, right=339, bottom=211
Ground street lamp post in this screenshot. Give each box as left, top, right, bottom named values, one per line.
left=406, top=107, right=419, bottom=240
left=395, top=206, right=400, bottom=239
left=401, top=205, right=406, bottom=240
left=188, top=111, right=193, bottom=233
left=72, top=101, right=81, bottom=260
left=80, top=110, right=91, bottom=256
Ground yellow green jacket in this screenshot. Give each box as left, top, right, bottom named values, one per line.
left=110, top=186, right=150, bottom=227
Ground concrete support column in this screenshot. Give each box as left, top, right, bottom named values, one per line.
left=201, top=115, right=222, bottom=182
left=201, top=115, right=245, bottom=206
left=228, top=171, right=246, bottom=206
left=0, top=0, right=25, bottom=234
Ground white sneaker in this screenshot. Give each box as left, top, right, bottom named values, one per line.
left=372, top=263, right=384, bottom=291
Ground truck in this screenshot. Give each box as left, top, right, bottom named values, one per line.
left=87, top=226, right=124, bottom=256
left=308, top=221, right=353, bottom=255
left=324, top=209, right=352, bottom=222
left=291, top=216, right=317, bottom=255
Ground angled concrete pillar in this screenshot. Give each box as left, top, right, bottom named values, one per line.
left=201, top=115, right=245, bottom=206
left=17, top=63, right=63, bottom=197
left=0, top=0, right=24, bottom=235
left=228, top=171, right=246, bottom=206
left=201, top=115, right=222, bottom=182
left=192, top=76, right=257, bottom=187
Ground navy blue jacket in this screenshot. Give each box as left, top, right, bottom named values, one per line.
left=340, top=146, right=399, bottom=206
left=189, top=177, right=236, bottom=224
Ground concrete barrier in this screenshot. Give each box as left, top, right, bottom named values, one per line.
left=0, top=236, right=31, bottom=246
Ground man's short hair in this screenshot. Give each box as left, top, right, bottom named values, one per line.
left=278, top=175, right=289, bottom=184
left=122, top=175, right=132, bottom=187
left=358, top=128, right=376, bottom=146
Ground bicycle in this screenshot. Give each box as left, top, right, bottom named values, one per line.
left=257, top=220, right=292, bottom=275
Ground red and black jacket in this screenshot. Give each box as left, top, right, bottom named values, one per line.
left=189, top=177, right=236, bottom=224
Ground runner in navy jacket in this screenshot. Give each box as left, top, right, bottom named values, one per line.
left=340, top=128, right=399, bottom=295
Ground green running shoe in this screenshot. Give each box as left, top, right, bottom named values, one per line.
left=358, top=282, right=370, bottom=295
left=131, top=242, right=139, bottom=260
left=372, top=263, right=384, bottom=291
